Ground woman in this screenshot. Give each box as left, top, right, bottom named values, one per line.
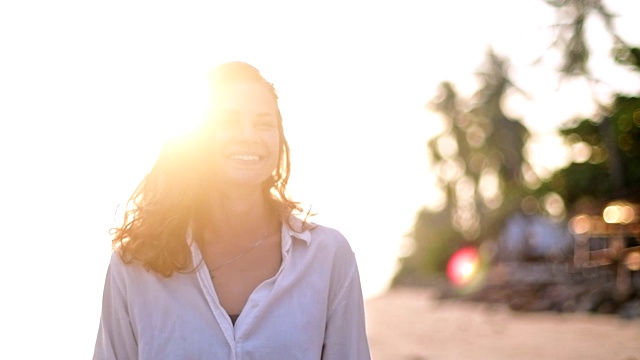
left=93, top=62, right=371, bottom=359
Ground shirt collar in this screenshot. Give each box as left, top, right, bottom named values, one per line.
left=282, top=215, right=312, bottom=251
left=187, top=215, right=312, bottom=258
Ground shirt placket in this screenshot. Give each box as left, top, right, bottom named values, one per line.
left=188, top=225, right=295, bottom=359
left=234, top=226, right=292, bottom=339
left=190, top=239, right=237, bottom=356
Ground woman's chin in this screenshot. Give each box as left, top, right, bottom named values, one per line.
left=216, top=174, right=271, bottom=191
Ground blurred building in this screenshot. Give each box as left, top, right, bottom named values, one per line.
left=498, top=212, right=573, bottom=263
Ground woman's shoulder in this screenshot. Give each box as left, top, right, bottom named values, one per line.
left=106, top=247, right=148, bottom=279
left=309, top=223, right=346, bottom=240
left=304, top=223, right=360, bottom=280
left=285, top=215, right=357, bottom=262
left=303, top=221, right=354, bottom=254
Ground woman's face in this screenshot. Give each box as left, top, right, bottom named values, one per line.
left=208, top=81, right=281, bottom=188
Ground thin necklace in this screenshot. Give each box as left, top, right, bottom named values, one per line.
left=208, top=231, right=277, bottom=278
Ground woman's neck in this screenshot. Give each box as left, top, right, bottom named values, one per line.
left=206, top=186, right=279, bottom=246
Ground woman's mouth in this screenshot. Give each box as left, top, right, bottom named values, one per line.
left=229, top=154, right=261, bottom=161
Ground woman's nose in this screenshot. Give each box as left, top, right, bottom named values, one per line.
left=236, top=119, right=259, bottom=141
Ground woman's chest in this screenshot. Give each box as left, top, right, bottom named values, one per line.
left=127, top=272, right=328, bottom=359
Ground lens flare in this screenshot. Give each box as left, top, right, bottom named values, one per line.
left=446, top=246, right=480, bottom=286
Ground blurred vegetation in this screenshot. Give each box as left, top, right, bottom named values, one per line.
left=540, top=96, right=640, bottom=211
left=393, top=0, right=640, bottom=286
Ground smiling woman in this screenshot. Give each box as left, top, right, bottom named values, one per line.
left=207, top=81, right=282, bottom=189
left=93, top=61, right=371, bottom=359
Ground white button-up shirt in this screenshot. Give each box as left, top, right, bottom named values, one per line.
left=93, top=221, right=371, bottom=359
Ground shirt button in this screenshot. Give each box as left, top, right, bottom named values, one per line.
left=251, top=303, right=259, bottom=309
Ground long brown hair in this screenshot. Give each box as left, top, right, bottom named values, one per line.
left=111, top=62, right=305, bottom=276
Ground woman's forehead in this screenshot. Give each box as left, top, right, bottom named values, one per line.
left=210, top=81, right=278, bottom=112
left=214, top=108, right=276, bottom=120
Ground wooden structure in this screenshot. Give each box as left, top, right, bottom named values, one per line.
left=570, top=201, right=640, bottom=299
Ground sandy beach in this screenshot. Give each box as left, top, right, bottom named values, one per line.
left=365, top=287, right=640, bottom=360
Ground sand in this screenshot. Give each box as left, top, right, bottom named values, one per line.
left=365, top=287, right=640, bottom=360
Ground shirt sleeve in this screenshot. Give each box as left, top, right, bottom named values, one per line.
left=322, top=257, right=371, bottom=360
left=93, top=254, right=138, bottom=360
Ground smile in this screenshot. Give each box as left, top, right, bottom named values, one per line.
left=229, top=154, right=261, bottom=161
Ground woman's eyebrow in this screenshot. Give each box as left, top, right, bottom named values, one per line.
left=215, top=109, right=273, bottom=116
left=256, top=112, right=276, bottom=118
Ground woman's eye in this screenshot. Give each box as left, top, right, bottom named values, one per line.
left=256, top=119, right=277, bottom=130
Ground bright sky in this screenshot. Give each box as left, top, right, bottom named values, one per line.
left=1, top=1, right=639, bottom=358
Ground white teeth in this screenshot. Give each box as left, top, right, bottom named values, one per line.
left=230, top=154, right=260, bottom=161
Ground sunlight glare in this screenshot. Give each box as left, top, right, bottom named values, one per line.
left=156, top=71, right=212, bottom=145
